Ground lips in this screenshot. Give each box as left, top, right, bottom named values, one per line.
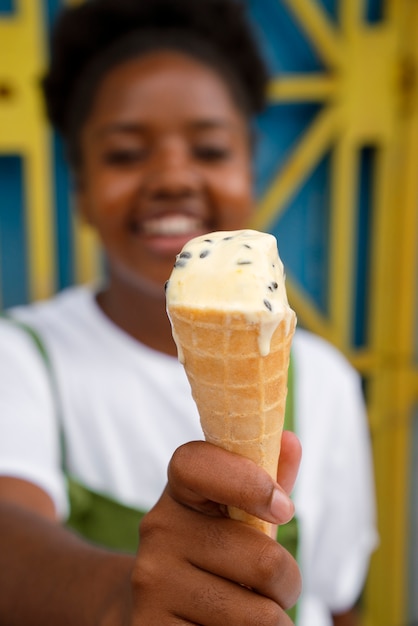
left=131, top=211, right=210, bottom=257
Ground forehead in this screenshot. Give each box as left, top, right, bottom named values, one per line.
left=88, top=50, right=245, bottom=124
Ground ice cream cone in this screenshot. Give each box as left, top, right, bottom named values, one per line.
left=166, top=230, right=296, bottom=535
left=168, top=306, right=295, bottom=534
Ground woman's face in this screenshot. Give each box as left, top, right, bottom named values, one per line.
left=77, top=50, right=254, bottom=292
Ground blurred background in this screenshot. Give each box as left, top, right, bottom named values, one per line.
left=0, top=1, right=417, bottom=623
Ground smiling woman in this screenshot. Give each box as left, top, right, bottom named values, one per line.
left=77, top=51, right=253, bottom=306
left=0, top=1, right=376, bottom=625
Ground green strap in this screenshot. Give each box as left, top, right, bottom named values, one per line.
left=1, top=314, right=69, bottom=470
left=279, top=355, right=298, bottom=622
left=1, top=315, right=51, bottom=366
left=284, top=352, right=294, bottom=432
left=67, top=478, right=144, bottom=552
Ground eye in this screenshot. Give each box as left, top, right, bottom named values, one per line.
left=103, top=148, right=147, bottom=166
left=193, top=145, right=231, bottom=162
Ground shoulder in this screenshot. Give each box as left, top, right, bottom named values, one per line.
left=0, top=315, right=40, bottom=352
left=0, top=314, right=51, bottom=387
left=8, top=285, right=93, bottom=326
left=292, top=328, right=365, bottom=439
left=3, top=285, right=98, bottom=364
left=7, top=285, right=97, bottom=344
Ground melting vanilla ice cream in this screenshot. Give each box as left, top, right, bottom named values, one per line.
left=166, top=229, right=295, bottom=356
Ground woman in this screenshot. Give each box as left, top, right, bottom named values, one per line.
left=0, top=1, right=376, bottom=624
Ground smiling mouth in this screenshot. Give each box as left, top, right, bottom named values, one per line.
left=140, top=214, right=205, bottom=237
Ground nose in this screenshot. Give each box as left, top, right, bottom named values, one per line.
left=142, top=140, right=201, bottom=200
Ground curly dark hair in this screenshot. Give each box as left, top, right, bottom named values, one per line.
left=42, top=0, right=269, bottom=166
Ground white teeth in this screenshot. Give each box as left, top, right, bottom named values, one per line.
left=142, top=215, right=202, bottom=236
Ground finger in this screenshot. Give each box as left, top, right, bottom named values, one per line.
left=188, top=515, right=301, bottom=609
left=167, top=441, right=294, bottom=525
left=173, top=572, right=296, bottom=626
left=277, top=431, right=302, bottom=495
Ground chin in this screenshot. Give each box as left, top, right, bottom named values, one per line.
left=110, top=259, right=170, bottom=300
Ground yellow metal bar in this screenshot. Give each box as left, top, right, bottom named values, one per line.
left=268, top=74, right=337, bottom=102
left=285, top=278, right=335, bottom=341
left=364, top=4, right=418, bottom=620
left=25, top=139, right=56, bottom=300
left=360, top=0, right=418, bottom=604
left=384, top=0, right=404, bottom=25
left=395, top=150, right=418, bottom=360
left=348, top=349, right=378, bottom=374
left=340, top=0, right=364, bottom=33
left=414, top=372, right=418, bottom=397
left=366, top=369, right=411, bottom=625
left=366, top=366, right=414, bottom=626
left=394, top=0, right=418, bottom=359
left=281, top=0, right=342, bottom=68
left=367, top=145, right=400, bottom=358
left=251, top=105, right=341, bottom=231
left=0, top=0, right=56, bottom=301
left=21, top=4, right=55, bottom=302
left=328, top=133, right=359, bottom=351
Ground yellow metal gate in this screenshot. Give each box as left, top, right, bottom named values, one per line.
left=248, top=2, right=418, bottom=624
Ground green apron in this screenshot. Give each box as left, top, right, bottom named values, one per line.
left=5, top=316, right=299, bottom=621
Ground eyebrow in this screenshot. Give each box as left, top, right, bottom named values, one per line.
left=95, top=118, right=239, bottom=139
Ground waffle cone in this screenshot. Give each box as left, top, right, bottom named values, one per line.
left=169, top=305, right=296, bottom=535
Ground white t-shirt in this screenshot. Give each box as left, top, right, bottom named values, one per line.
left=0, top=285, right=377, bottom=625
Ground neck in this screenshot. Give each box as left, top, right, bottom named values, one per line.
left=96, top=276, right=178, bottom=357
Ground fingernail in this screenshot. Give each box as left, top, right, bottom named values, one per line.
left=270, top=488, right=292, bottom=523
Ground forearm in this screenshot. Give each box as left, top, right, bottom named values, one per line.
left=0, top=439, right=302, bottom=625
left=0, top=501, right=134, bottom=626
